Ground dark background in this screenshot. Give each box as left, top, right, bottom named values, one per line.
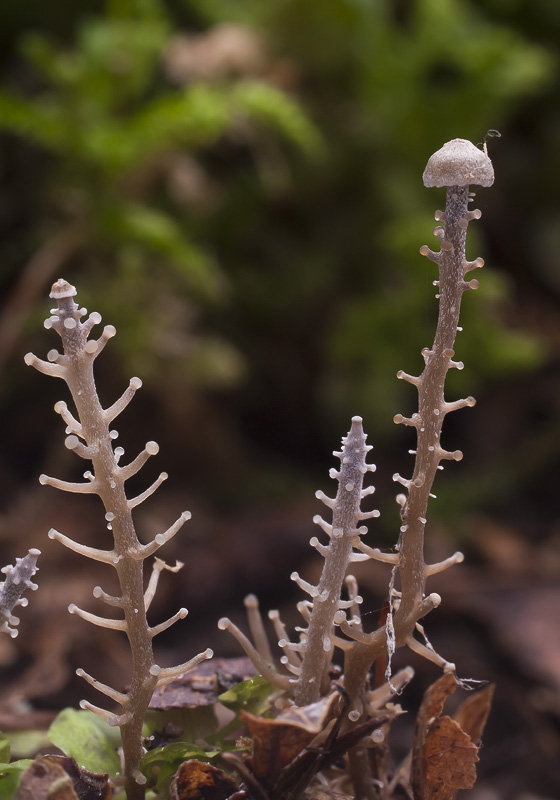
left=1, top=2, right=559, bottom=798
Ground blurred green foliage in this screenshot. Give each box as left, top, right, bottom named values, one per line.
left=0, top=0, right=321, bottom=386
left=196, top=0, right=553, bottom=450
left=0, top=0, right=556, bottom=494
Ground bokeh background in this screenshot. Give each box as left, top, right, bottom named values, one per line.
left=1, top=1, right=559, bottom=798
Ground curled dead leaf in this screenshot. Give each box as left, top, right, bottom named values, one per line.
left=420, top=715, right=478, bottom=800
left=231, top=689, right=389, bottom=800
left=453, top=683, right=495, bottom=745
left=411, top=674, right=493, bottom=800
left=241, top=692, right=342, bottom=785
left=169, top=759, right=239, bottom=800
left=241, top=712, right=319, bottom=786
left=15, top=754, right=110, bottom=800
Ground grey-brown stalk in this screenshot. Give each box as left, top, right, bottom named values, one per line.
left=25, top=281, right=212, bottom=800
left=219, top=138, right=493, bottom=799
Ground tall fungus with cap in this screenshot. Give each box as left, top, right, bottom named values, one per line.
left=219, top=139, right=494, bottom=737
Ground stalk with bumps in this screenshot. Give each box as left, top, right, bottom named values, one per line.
left=24, top=281, right=212, bottom=800
left=343, top=138, right=494, bottom=709
left=219, top=139, right=494, bottom=797
left=0, top=549, right=40, bottom=638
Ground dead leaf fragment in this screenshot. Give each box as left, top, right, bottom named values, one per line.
left=303, top=789, right=353, bottom=800
left=239, top=690, right=389, bottom=800
left=15, top=754, right=111, bottom=800
left=241, top=712, right=318, bottom=786
left=15, top=756, right=78, bottom=800
left=241, top=691, right=342, bottom=785
left=169, top=759, right=239, bottom=800
left=419, top=672, right=457, bottom=723
left=421, top=715, right=478, bottom=800
left=453, top=684, right=495, bottom=745
left=52, top=756, right=112, bottom=800
left=149, top=657, right=256, bottom=710
left=411, top=674, right=493, bottom=800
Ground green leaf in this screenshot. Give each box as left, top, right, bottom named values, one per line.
left=0, top=732, right=9, bottom=763
left=47, top=708, right=121, bottom=776
left=0, top=760, right=34, bottom=800
left=140, top=741, right=219, bottom=772
left=0, top=760, right=34, bottom=774
left=0, top=91, right=66, bottom=150
left=109, top=203, right=225, bottom=299
left=218, top=676, right=272, bottom=715
left=233, top=81, right=324, bottom=157
left=1, top=729, right=50, bottom=760
left=143, top=706, right=219, bottom=744
left=140, top=742, right=219, bottom=794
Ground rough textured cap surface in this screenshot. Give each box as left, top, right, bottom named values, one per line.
left=423, top=138, right=494, bottom=188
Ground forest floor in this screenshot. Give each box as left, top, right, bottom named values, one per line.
left=1, top=486, right=559, bottom=800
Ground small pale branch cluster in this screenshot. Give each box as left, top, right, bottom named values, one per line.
left=0, top=549, right=40, bottom=637
left=219, top=416, right=380, bottom=705
left=220, top=140, right=494, bottom=731
left=25, top=280, right=212, bottom=800
left=290, top=416, right=378, bottom=706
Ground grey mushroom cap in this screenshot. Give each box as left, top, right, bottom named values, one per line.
left=50, top=278, right=77, bottom=300
left=423, top=138, right=494, bottom=188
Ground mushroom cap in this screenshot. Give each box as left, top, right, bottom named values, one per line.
left=50, top=279, right=77, bottom=300
left=423, top=138, right=494, bottom=188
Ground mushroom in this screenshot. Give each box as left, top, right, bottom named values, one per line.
left=423, top=138, right=494, bottom=188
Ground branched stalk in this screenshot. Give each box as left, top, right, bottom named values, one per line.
left=26, top=280, right=212, bottom=800
left=294, top=416, right=377, bottom=706
left=343, top=139, right=494, bottom=712
left=0, top=549, right=40, bottom=638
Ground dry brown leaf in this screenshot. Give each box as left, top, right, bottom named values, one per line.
left=269, top=692, right=341, bottom=735
left=421, top=715, right=478, bottom=800
left=411, top=674, right=492, bottom=800
left=169, top=760, right=239, bottom=800
left=302, top=788, right=353, bottom=800
left=15, top=755, right=111, bottom=800
left=453, top=684, right=494, bottom=745
left=419, top=672, right=457, bottom=723
left=149, top=657, right=255, bottom=710
left=15, top=756, right=78, bottom=800
left=241, top=712, right=318, bottom=785
left=241, top=692, right=342, bottom=786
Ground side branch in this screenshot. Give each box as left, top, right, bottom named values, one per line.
left=103, top=377, right=143, bottom=423
left=76, top=668, right=129, bottom=705
left=138, top=512, right=191, bottom=559
left=152, top=649, right=214, bottom=688
left=24, top=352, right=66, bottom=379
left=40, top=474, right=98, bottom=494
left=118, top=442, right=160, bottom=482
left=127, top=473, right=168, bottom=509
left=217, top=617, right=292, bottom=690
left=69, top=603, right=127, bottom=631
left=48, top=529, right=116, bottom=564
left=150, top=608, right=188, bottom=638
left=54, top=401, right=83, bottom=437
